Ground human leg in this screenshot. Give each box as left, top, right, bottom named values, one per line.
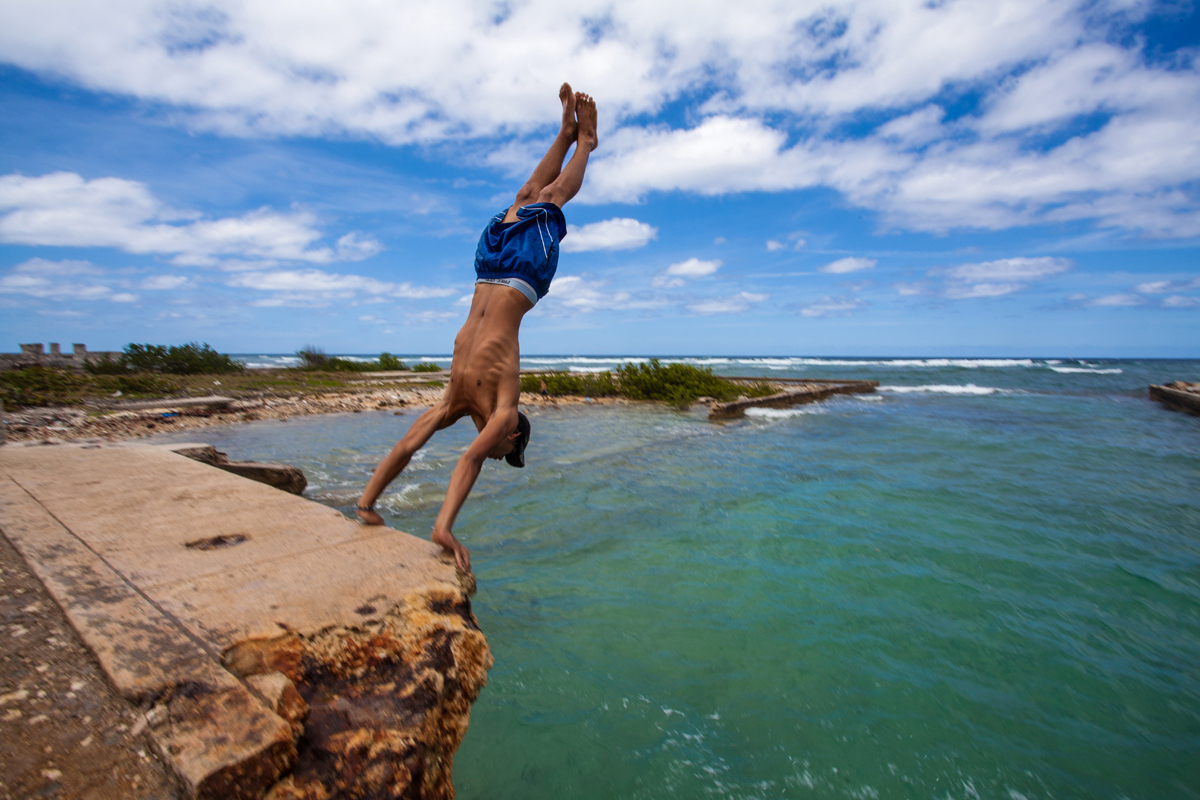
left=535, top=92, right=597, bottom=209
left=356, top=403, right=449, bottom=524
left=502, top=83, right=578, bottom=223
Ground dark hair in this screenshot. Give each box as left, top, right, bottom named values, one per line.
left=505, top=411, right=531, bottom=468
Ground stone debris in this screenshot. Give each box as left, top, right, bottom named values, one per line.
left=0, top=533, right=179, bottom=799
left=3, top=386, right=629, bottom=445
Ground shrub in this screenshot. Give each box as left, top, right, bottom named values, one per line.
left=412, top=362, right=443, bottom=373
left=297, top=346, right=329, bottom=369
left=123, top=342, right=244, bottom=374
left=296, top=347, right=410, bottom=372
left=83, top=353, right=129, bottom=375
left=378, top=352, right=407, bottom=371
left=616, top=359, right=775, bottom=407
left=520, top=372, right=619, bottom=397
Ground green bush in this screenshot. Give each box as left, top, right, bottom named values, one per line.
left=412, top=362, right=443, bottom=373
left=123, top=342, right=243, bottom=375
left=520, top=372, right=619, bottom=397
left=83, top=353, right=128, bottom=375
left=0, top=367, right=180, bottom=408
left=378, top=352, right=407, bottom=371
left=617, top=359, right=775, bottom=407
left=296, top=346, right=329, bottom=369
left=296, top=347, right=410, bottom=372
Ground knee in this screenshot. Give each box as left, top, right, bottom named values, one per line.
left=514, top=183, right=538, bottom=207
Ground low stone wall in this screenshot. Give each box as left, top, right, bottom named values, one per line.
left=0, top=344, right=120, bottom=372
left=708, top=380, right=880, bottom=420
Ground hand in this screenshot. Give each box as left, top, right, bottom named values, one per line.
left=431, top=525, right=471, bottom=573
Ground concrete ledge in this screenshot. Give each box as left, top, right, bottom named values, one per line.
left=709, top=380, right=879, bottom=420
left=1150, top=383, right=1200, bottom=416
left=0, top=474, right=295, bottom=798
left=0, top=442, right=491, bottom=799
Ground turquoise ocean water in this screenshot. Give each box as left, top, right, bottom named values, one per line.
left=156, top=357, right=1199, bottom=798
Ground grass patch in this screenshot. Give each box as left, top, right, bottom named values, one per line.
left=411, top=362, right=443, bottom=373
left=0, top=368, right=181, bottom=408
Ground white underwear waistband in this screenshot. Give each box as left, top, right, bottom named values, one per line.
left=476, top=277, right=538, bottom=306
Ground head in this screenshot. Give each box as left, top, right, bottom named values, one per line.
left=487, top=411, right=530, bottom=468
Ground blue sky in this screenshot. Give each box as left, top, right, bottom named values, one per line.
left=1, top=0, right=1198, bottom=357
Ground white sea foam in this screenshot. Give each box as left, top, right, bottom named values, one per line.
left=1049, top=367, right=1123, bottom=374
left=745, top=406, right=826, bottom=417
left=880, top=384, right=1001, bottom=395
left=568, top=366, right=610, bottom=373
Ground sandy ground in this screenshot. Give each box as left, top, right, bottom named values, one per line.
left=0, top=532, right=178, bottom=800
left=2, top=385, right=628, bottom=445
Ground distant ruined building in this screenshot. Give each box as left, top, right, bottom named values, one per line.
left=0, top=343, right=121, bottom=372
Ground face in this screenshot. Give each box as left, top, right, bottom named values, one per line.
left=487, top=433, right=518, bottom=460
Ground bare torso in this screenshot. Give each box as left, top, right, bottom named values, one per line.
left=442, top=282, right=532, bottom=431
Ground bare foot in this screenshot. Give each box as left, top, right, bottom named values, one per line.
left=559, top=82, right=577, bottom=140
left=575, top=91, right=598, bottom=151
left=432, top=526, right=471, bottom=573
left=357, top=505, right=385, bottom=525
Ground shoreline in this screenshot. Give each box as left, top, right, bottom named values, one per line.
left=2, top=386, right=631, bottom=444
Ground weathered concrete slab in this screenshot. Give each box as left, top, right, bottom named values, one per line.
left=0, top=442, right=492, bottom=799
left=98, top=395, right=236, bottom=412
left=0, top=472, right=296, bottom=799
left=708, top=380, right=879, bottom=420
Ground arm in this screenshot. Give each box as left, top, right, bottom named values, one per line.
left=430, top=407, right=517, bottom=572
left=357, top=401, right=449, bottom=521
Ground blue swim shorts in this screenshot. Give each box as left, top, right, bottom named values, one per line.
left=474, top=202, right=567, bottom=306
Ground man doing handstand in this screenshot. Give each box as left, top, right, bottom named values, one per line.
left=356, top=84, right=598, bottom=573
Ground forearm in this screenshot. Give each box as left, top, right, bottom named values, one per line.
left=433, top=453, right=484, bottom=534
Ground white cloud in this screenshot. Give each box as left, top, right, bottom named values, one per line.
left=944, top=282, right=1026, bottom=299
left=820, top=257, right=877, bottom=274
left=1163, top=295, right=1200, bottom=308
left=561, top=218, right=657, bottom=252
left=1091, top=293, right=1145, bottom=306
left=141, top=274, right=191, bottom=290
left=894, top=282, right=927, bottom=296
left=666, top=258, right=721, bottom=277
left=938, top=256, right=1071, bottom=299
left=798, top=295, right=866, bottom=317
left=1136, top=278, right=1200, bottom=294
left=943, top=257, right=1071, bottom=283
left=0, top=257, right=130, bottom=302
left=766, top=240, right=785, bottom=252
left=689, top=292, right=767, bottom=315
left=652, top=256, right=722, bottom=288
left=228, top=268, right=453, bottom=307
left=405, top=310, right=461, bottom=324
left=0, top=1, right=1196, bottom=236
left=0, top=172, right=381, bottom=266
left=539, top=274, right=660, bottom=314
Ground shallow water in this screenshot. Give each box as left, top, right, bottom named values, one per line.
left=153, top=358, right=1200, bottom=799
